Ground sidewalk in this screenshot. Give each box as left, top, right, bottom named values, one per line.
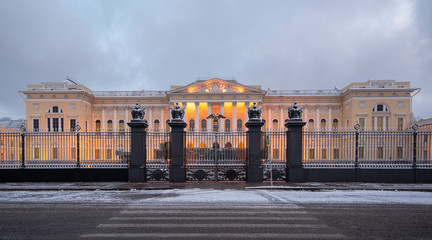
left=1, top=182, right=432, bottom=192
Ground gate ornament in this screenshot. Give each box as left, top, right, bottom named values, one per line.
left=170, top=103, right=185, bottom=121
left=130, top=102, right=145, bottom=122
left=206, top=113, right=226, bottom=132
left=288, top=102, right=303, bottom=120
left=247, top=102, right=262, bottom=121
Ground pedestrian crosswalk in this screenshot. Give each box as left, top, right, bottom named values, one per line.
left=80, top=203, right=348, bottom=239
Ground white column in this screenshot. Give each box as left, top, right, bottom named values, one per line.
left=279, top=105, right=284, bottom=130
left=328, top=105, right=332, bottom=131
left=195, top=102, right=199, bottom=131
left=207, top=102, right=212, bottom=131
left=304, top=106, right=308, bottom=122
left=374, top=116, right=378, bottom=131
left=102, top=107, right=105, bottom=131
left=161, top=106, right=164, bottom=132
left=233, top=102, right=237, bottom=131
left=148, top=106, right=152, bottom=130
left=383, top=116, right=387, bottom=131
left=114, top=107, right=117, bottom=131
left=245, top=102, right=250, bottom=122
left=220, top=102, right=224, bottom=131
left=182, top=102, right=187, bottom=121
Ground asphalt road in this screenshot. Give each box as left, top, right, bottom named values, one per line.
left=1, top=199, right=431, bottom=240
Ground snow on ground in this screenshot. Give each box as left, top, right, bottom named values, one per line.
left=1, top=188, right=432, bottom=205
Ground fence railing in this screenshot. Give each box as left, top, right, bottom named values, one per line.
left=0, top=131, right=130, bottom=168
left=302, top=129, right=432, bottom=169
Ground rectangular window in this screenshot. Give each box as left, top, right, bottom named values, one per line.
left=377, top=147, right=383, bottom=159
left=273, top=149, right=279, bottom=159
left=34, top=147, right=40, bottom=159
left=397, top=118, right=404, bottom=131
left=53, top=118, right=59, bottom=132
left=71, top=147, right=76, bottom=159
left=33, top=119, right=39, bottom=132
left=377, top=117, right=383, bottom=131
left=397, top=147, right=403, bottom=159
left=321, top=149, right=327, bottom=159
left=70, top=119, right=76, bottom=132
left=333, top=149, right=340, bottom=159
left=52, top=106, right=59, bottom=113
left=106, top=149, right=112, bottom=160
left=47, top=118, right=51, bottom=132
left=52, top=147, right=58, bottom=159
left=309, top=149, right=315, bottom=160
left=61, top=118, right=64, bottom=132
left=359, top=147, right=364, bottom=159
left=95, top=149, right=100, bottom=160
left=359, top=118, right=365, bottom=130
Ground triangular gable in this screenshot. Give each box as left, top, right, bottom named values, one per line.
left=167, top=78, right=265, bottom=94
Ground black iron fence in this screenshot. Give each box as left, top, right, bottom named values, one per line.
left=0, top=130, right=130, bottom=168
left=302, top=129, right=432, bottom=169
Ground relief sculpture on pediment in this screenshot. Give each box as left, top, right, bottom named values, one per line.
left=195, top=83, right=236, bottom=93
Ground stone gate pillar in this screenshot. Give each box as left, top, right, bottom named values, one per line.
left=127, top=103, right=148, bottom=182
left=285, top=102, right=306, bottom=182
left=168, top=103, right=187, bottom=182
left=245, top=103, right=265, bottom=182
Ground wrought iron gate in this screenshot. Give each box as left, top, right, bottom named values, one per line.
left=146, top=132, right=170, bottom=181
left=262, top=131, right=287, bottom=181
left=185, top=131, right=247, bottom=181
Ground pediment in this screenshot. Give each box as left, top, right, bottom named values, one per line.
left=167, top=78, right=265, bottom=95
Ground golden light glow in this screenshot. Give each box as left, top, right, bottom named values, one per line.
left=236, top=87, right=245, bottom=93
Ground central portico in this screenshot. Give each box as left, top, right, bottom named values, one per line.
left=166, top=78, right=265, bottom=132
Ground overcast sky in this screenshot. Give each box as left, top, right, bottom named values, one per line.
left=1, top=0, right=431, bottom=120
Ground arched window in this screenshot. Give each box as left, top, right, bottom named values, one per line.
left=189, top=119, right=195, bottom=131
left=237, top=119, right=243, bottom=131
left=332, top=119, right=339, bottom=131
left=225, top=142, right=232, bottom=149
left=308, top=119, right=314, bottom=130
left=119, top=120, right=125, bottom=132
left=187, top=142, right=194, bottom=148
left=372, top=104, right=389, bottom=112
left=154, top=119, right=160, bottom=131
left=225, top=119, right=231, bottom=132
left=201, top=119, right=207, bottom=132
left=95, top=120, right=101, bottom=132
left=200, top=142, right=207, bottom=148
left=272, top=119, right=278, bottom=130
left=212, top=142, right=220, bottom=148
left=372, top=104, right=390, bottom=131
left=107, top=120, right=113, bottom=132
left=320, top=119, right=326, bottom=131
left=238, top=142, right=245, bottom=148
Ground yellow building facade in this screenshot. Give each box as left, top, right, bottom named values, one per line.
left=20, top=78, right=419, bottom=132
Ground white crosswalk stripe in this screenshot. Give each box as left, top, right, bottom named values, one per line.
left=81, top=203, right=348, bottom=239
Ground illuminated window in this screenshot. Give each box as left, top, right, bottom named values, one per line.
left=377, top=147, right=383, bottom=159
left=187, top=142, right=194, bottom=148
left=107, top=120, right=113, bottom=132
left=320, top=119, right=326, bottom=131
left=200, top=142, right=207, bottom=148
left=237, top=119, right=243, bottom=131
left=95, top=120, right=101, bottom=132
left=154, top=119, right=160, bottom=131
left=397, top=118, right=404, bottom=131
left=189, top=119, right=195, bottom=131
left=119, top=120, right=125, bottom=132
left=272, top=119, right=278, bottom=130
left=333, top=148, right=340, bottom=159
left=332, top=119, right=338, bottom=131
left=225, top=119, right=231, bottom=132
left=309, top=149, right=315, bottom=159
left=308, top=119, right=314, bottom=130
left=95, top=149, right=100, bottom=160
left=106, top=149, right=112, bottom=160
left=201, top=119, right=207, bottom=131
left=238, top=142, right=245, bottom=148
left=71, top=147, right=76, bottom=159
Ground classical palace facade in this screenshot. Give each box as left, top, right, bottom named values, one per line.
left=20, top=78, right=419, bottom=132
